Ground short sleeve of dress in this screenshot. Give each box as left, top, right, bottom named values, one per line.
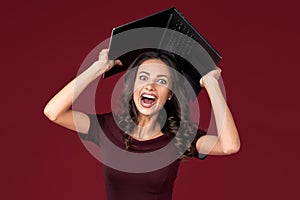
left=190, top=129, right=208, bottom=160
left=77, top=113, right=108, bottom=147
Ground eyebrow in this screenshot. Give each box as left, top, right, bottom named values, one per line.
left=139, top=71, right=150, bottom=76
left=139, top=71, right=169, bottom=79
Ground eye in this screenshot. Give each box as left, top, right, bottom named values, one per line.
left=139, top=75, right=148, bottom=81
left=157, top=79, right=167, bottom=85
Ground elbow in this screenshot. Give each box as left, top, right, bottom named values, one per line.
left=43, top=105, right=59, bottom=122
left=222, top=142, right=241, bottom=155
left=221, top=129, right=241, bottom=155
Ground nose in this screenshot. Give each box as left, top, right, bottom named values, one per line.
left=145, top=82, right=155, bottom=91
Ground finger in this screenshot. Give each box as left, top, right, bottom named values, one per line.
left=114, top=59, right=123, bottom=66
left=108, top=60, right=115, bottom=67
left=100, top=49, right=108, bottom=54
left=199, top=77, right=204, bottom=87
left=217, top=68, right=222, bottom=77
left=217, top=67, right=222, bottom=74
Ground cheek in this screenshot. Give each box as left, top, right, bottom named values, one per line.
left=158, top=87, right=171, bottom=102
left=134, top=79, right=146, bottom=91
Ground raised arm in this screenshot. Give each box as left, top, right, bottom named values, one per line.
left=43, top=49, right=122, bottom=134
left=196, top=68, right=240, bottom=155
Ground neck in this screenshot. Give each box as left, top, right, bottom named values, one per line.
left=132, top=113, right=162, bottom=140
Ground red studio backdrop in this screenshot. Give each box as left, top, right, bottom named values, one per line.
left=1, top=0, right=299, bottom=199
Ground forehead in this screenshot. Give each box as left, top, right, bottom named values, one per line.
left=137, top=59, right=171, bottom=76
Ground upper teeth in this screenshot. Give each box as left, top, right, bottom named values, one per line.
left=142, top=94, right=156, bottom=99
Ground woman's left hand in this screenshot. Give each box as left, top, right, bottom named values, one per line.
left=199, top=67, right=222, bottom=87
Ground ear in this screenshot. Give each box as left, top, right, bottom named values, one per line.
left=168, top=92, right=173, bottom=100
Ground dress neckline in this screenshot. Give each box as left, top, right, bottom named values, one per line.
left=128, top=132, right=169, bottom=143
left=126, top=132, right=173, bottom=151
left=129, top=132, right=166, bottom=142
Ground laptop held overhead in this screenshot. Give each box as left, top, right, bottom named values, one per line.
left=105, top=7, right=222, bottom=98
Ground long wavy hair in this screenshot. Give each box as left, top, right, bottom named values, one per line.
left=116, top=50, right=198, bottom=160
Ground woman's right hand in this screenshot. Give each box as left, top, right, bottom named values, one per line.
left=92, top=49, right=123, bottom=77
left=44, top=49, right=122, bottom=134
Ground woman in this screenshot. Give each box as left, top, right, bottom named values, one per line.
left=44, top=49, right=240, bottom=200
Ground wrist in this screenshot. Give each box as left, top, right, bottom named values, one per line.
left=89, top=62, right=106, bottom=79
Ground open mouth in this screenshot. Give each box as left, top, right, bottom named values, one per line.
left=140, top=93, right=157, bottom=108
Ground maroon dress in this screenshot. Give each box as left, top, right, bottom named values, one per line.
left=78, top=113, right=206, bottom=200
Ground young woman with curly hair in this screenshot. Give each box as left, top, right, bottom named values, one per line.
left=44, top=49, right=240, bottom=200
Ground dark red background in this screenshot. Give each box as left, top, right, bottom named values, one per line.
left=1, top=0, right=299, bottom=199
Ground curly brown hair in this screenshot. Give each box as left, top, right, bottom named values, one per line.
left=115, top=50, right=199, bottom=160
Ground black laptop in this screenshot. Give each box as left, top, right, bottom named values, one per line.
left=105, top=7, right=222, bottom=98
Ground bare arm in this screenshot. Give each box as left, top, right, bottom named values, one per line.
left=196, top=69, right=240, bottom=155
left=43, top=49, right=122, bottom=134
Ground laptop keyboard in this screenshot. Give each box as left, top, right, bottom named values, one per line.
left=165, top=19, right=198, bottom=56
